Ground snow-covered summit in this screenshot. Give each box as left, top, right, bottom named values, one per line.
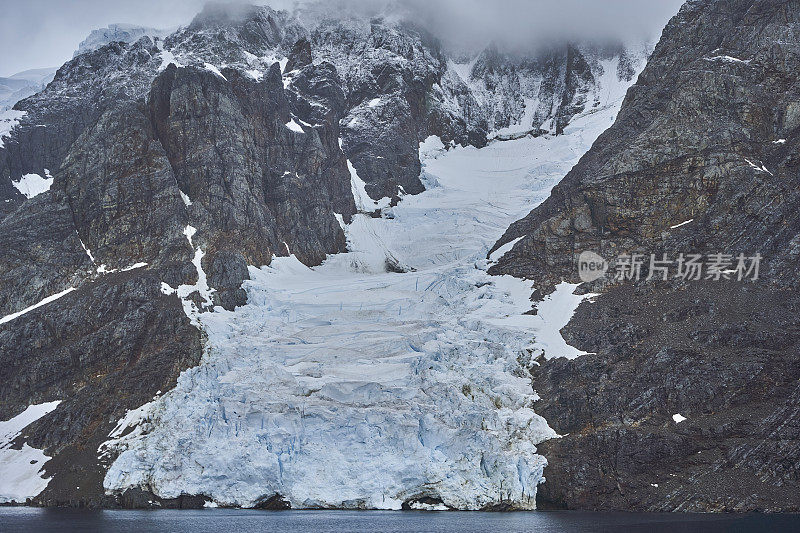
left=0, top=68, right=56, bottom=111
left=73, top=23, right=172, bottom=58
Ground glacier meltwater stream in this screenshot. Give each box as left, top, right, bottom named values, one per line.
left=101, top=85, right=629, bottom=509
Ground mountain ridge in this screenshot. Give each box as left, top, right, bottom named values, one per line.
left=489, top=0, right=800, bottom=511
left=3, top=0, right=760, bottom=511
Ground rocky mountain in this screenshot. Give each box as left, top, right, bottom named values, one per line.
left=8, top=0, right=786, bottom=513
left=490, top=0, right=800, bottom=512
left=460, top=41, right=646, bottom=138
left=312, top=17, right=489, bottom=199
left=73, top=24, right=173, bottom=58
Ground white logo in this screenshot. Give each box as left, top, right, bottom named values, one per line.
left=578, top=251, right=608, bottom=282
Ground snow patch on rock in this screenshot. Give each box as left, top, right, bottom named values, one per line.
left=340, top=138, right=392, bottom=212
left=530, top=282, right=596, bottom=360
left=97, top=262, right=148, bottom=275
left=705, top=55, right=750, bottom=64
left=418, top=135, right=446, bottom=159
left=12, top=172, right=53, bottom=199
left=158, top=50, right=182, bottom=71
left=488, top=236, right=523, bottom=263
left=245, top=69, right=263, bottom=81
left=0, top=288, right=76, bottom=325
left=203, top=63, right=227, bottom=80
left=0, top=401, right=61, bottom=503
left=160, top=226, right=213, bottom=327
left=285, top=118, right=304, bottom=133
left=670, top=219, right=694, bottom=229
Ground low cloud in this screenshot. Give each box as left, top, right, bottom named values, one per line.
left=0, top=0, right=685, bottom=76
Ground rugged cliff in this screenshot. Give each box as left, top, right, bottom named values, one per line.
left=465, top=41, right=644, bottom=137
left=0, top=2, right=496, bottom=507
left=2, top=0, right=677, bottom=510
left=490, top=0, right=800, bottom=511
left=0, top=4, right=395, bottom=506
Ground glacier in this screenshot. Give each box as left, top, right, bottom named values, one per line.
left=101, top=68, right=636, bottom=509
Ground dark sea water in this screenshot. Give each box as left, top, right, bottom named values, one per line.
left=1, top=507, right=799, bottom=533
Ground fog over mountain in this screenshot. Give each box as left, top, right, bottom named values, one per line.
left=0, top=0, right=683, bottom=76
left=5, top=0, right=797, bottom=519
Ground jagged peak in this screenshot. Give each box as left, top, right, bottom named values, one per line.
left=163, top=2, right=306, bottom=67
left=73, top=23, right=172, bottom=58
left=188, top=2, right=281, bottom=31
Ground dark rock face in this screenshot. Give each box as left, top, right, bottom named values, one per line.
left=149, top=62, right=354, bottom=270
left=118, top=488, right=210, bottom=509
left=206, top=250, right=249, bottom=310
left=1, top=38, right=163, bottom=216
left=0, top=190, right=92, bottom=318
left=313, top=18, right=488, bottom=200
left=253, top=493, right=292, bottom=510
left=467, top=42, right=641, bottom=135
left=488, top=0, right=800, bottom=511
left=285, top=37, right=313, bottom=72
left=0, top=3, right=495, bottom=508
left=340, top=92, right=424, bottom=199
left=63, top=102, right=191, bottom=282
left=0, top=270, right=201, bottom=507
left=534, top=282, right=800, bottom=512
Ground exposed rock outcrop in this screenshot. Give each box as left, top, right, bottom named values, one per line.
left=489, top=0, right=800, bottom=511
left=463, top=41, right=646, bottom=136
left=0, top=271, right=202, bottom=507
left=533, top=281, right=800, bottom=512
left=313, top=18, right=488, bottom=200
left=0, top=1, right=507, bottom=507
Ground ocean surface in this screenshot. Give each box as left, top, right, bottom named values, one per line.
left=2, top=508, right=800, bottom=533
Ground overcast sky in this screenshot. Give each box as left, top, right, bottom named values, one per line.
left=0, top=0, right=685, bottom=77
